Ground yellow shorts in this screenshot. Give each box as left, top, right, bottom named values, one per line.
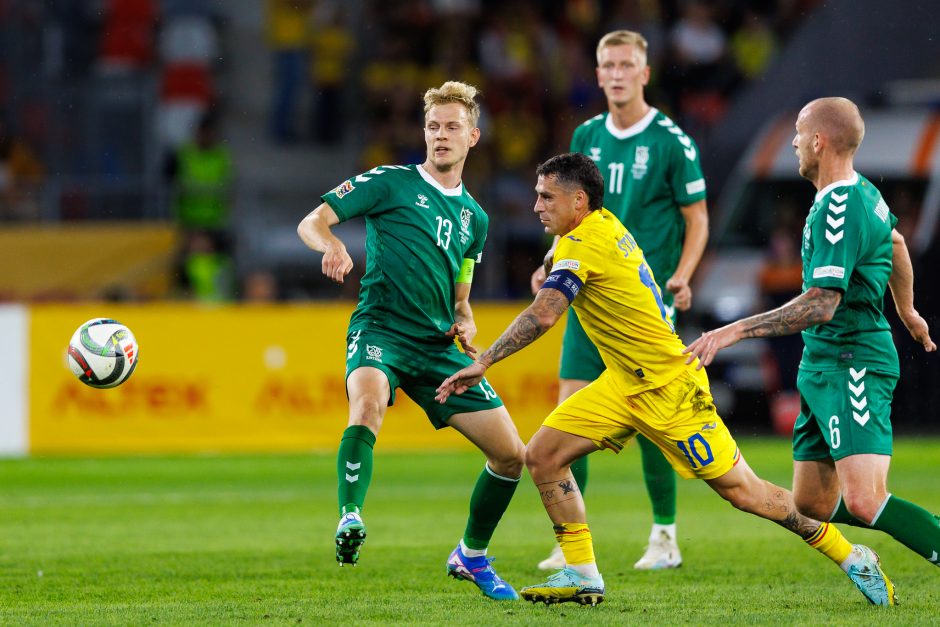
left=543, top=367, right=740, bottom=480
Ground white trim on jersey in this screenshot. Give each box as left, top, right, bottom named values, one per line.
left=417, top=163, right=465, bottom=196
left=604, top=106, right=659, bottom=140
left=814, top=171, right=859, bottom=202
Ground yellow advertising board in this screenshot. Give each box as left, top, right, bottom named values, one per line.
left=29, top=303, right=562, bottom=454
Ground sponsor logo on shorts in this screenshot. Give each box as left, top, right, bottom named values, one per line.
left=333, top=180, right=355, bottom=198
left=701, top=422, right=716, bottom=430
left=365, top=345, right=383, bottom=362
left=813, top=265, right=845, bottom=279
left=551, top=258, right=581, bottom=272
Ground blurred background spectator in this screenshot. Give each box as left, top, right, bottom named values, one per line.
left=266, top=0, right=315, bottom=144
left=0, top=114, right=45, bottom=220
left=2, top=0, right=940, bottom=428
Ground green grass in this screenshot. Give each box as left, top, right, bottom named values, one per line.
left=1, top=437, right=939, bottom=624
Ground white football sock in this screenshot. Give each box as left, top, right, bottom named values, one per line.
left=460, top=540, right=487, bottom=558
left=569, top=561, right=601, bottom=578
left=651, top=523, right=677, bottom=541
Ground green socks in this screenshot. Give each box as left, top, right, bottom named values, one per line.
left=463, top=464, right=520, bottom=550
left=638, top=435, right=677, bottom=524
left=570, top=456, right=589, bottom=495
left=870, top=494, right=940, bottom=564
left=337, top=425, right=376, bottom=516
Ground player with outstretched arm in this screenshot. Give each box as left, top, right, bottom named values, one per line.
left=685, top=97, right=938, bottom=582
left=297, top=81, right=525, bottom=601
left=437, top=152, right=896, bottom=607
left=530, top=30, right=708, bottom=572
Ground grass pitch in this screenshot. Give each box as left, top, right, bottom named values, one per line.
left=1, top=437, right=939, bottom=624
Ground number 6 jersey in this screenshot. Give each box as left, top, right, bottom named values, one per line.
left=543, top=208, right=691, bottom=396
left=322, top=164, right=488, bottom=346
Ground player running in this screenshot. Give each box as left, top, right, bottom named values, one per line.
left=530, top=30, right=708, bottom=571
left=437, top=152, right=896, bottom=607
left=686, top=97, right=939, bottom=580
left=297, top=81, right=525, bottom=601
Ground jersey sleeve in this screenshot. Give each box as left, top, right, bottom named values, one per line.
left=665, top=128, right=706, bottom=207
left=320, top=172, right=391, bottom=222
left=542, top=234, right=592, bottom=303
left=804, top=191, right=861, bottom=292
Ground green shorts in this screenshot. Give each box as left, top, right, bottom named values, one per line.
left=792, top=367, right=896, bottom=461
left=345, top=328, right=503, bottom=428
left=559, top=304, right=677, bottom=381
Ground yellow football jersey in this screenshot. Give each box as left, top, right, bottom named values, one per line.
left=544, top=208, right=692, bottom=396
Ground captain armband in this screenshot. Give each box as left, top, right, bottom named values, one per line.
left=456, top=257, right=476, bottom=283
left=542, top=269, right=584, bottom=303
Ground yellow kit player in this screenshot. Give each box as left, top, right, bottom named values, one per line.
left=436, top=152, right=896, bottom=607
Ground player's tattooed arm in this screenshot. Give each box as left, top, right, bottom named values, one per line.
left=479, top=288, right=570, bottom=367
left=738, top=287, right=841, bottom=338
left=436, top=289, right=570, bottom=403
left=686, top=287, right=840, bottom=368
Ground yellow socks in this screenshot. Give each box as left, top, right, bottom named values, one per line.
left=554, top=523, right=596, bottom=566
left=805, top=522, right=854, bottom=566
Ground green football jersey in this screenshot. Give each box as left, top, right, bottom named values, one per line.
left=322, top=164, right=488, bottom=346
left=570, top=108, right=706, bottom=306
left=799, top=172, right=899, bottom=375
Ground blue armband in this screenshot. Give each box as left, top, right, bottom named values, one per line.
left=542, top=269, right=583, bottom=303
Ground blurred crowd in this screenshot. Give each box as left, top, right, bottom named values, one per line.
left=0, top=0, right=822, bottom=303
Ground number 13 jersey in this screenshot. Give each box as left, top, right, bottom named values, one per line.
left=322, top=164, right=488, bottom=346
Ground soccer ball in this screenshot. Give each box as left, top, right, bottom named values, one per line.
left=67, top=318, right=139, bottom=388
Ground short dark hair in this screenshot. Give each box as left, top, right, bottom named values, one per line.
left=536, top=153, right=605, bottom=211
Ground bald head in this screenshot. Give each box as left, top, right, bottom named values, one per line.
left=800, top=97, right=865, bottom=155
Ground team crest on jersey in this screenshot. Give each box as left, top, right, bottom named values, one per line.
left=416, top=194, right=430, bottom=209
left=589, top=147, right=601, bottom=162
left=458, top=207, right=473, bottom=245
left=333, top=180, right=355, bottom=199
left=631, top=146, right=650, bottom=180
left=460, top=207, right=472, bottom=233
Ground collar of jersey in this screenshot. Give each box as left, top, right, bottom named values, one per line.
left=604, top=107, right=658, bottom=140
left=814, top=171, right=859, bottom=202
left=417, top=163, right=465, bottom=196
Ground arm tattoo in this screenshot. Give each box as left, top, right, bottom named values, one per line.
left=485, top=312, right=543, bottom=364
left=480, top=290, right=568, bottom=365
left=740, top=288, right=840, bottom=338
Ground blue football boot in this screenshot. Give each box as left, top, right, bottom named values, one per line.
left=446, top=544, right=519, bottom=601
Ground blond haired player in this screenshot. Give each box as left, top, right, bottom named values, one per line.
left=299, top=81, right=524, bottom=600
left=437, top=152, right=895, bottom=607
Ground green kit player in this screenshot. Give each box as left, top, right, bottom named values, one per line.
left=297, top=81, right=525, bottom=601
left=687, top=97, right=938, bottom=603
left=530, top=30, right=709, bottom=571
